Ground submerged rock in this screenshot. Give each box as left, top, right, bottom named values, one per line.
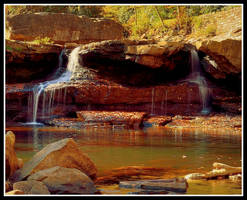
left=27, top=166, right=97, bottom=194
left=10, top=138, right=97, bottom=182
left=13, top=180, right=50, bottom=194
left=119, top=178, right=188, bottom=193
left=95, top=166, right=166, bottom=185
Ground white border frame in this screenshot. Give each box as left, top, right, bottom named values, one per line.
left=3, top=3, right=244, bottom=197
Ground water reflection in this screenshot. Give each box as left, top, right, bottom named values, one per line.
left=8, top=125, right=241, bottom=194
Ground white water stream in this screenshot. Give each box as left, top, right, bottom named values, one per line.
left=189, top=50, right=211, bottom=115
left=27, top=47, right=81, bottom=124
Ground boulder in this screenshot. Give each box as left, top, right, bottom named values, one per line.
left=5, top=181, right=12, bottom=192
left=27, top=166, right=97, bottom=194
left=6, top=12, right=124, bottom=44
left=11, top=138, right=97, bottom=182
left=6, top=190, right=24, bottom=195
left=197, top=38, right=241, bottom=78
left=5, top=131, right=22, bottom=179
left=13, top=180, right=50, bottom=194
left=76, top=111, right=147, bottom=128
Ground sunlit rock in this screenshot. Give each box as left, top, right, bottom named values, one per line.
left=10, top=138, right=97, bottom=182
left=27, top=166, right=97, bottom=194
left=6, top=12, right=124, bottom=44
left=13, top=180, right=50, bottom=194
left=5, top=131, right=22, bottom=179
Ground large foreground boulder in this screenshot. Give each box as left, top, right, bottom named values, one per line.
left=27, top=166, right=97, bottom=194
left=6, top=12, right=124, bottom=44
left=5, top=131, right=23, bottom=179
left=11, top=138, right=97, bottom=182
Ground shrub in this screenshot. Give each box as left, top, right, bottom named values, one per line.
left=192, top=16, right=203, bottom=31
left=31, top=36, right=54, bottom=45
left=205, top=24, right=217, bottom=36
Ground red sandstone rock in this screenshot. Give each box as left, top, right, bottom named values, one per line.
left=11, top=138, right=97, bottom=182
left=5, top=131, right=22, bottom=179
left=145, top=116, right=172, bottom=126
left=6, top=13, right=124, bottom=44
left=76, top=111, right=147, bottom=128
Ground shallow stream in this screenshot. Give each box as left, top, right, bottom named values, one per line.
left=6, top=125, right=242, bottom=195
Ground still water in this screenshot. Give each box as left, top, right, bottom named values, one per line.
left=7, top=125, right=242, bottom=195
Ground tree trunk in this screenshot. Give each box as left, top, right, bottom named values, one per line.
left=154, top=6, right=166, bottom=29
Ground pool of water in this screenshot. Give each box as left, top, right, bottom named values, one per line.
left=6, top=125, right=242, bottom=195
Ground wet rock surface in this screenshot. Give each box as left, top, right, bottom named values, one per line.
left=76, top=111, right=147, bottom=128
left=119, top=178, right=188, bottom=194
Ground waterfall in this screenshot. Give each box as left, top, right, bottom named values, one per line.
left=189, top=50, right=211, bottom=115
left=27, top=46, right=81, bottom=124
left=165, top=90, right=168, bottom=115
left=151, top=88, right=155, bottom=115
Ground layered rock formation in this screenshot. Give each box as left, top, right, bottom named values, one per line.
left=6, top=12, right=124, bottom=44
left=6, top=40, right=64, bottom=83
left=6, top=38, right=242, bottom=125
left=5, top=9, right=242, bottom=125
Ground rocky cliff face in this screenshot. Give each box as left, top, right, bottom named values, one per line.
left=6, top=12, right=124, bottom=44
left=6, top=40, right=64, bottom=83
left=5, top=10, right=242, bottom=124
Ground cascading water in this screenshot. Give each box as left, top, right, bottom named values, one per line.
left=189, top=49, right=211, bottom=115
left=151, top=88, right=155, bottom=115
left=27, top=46, right=81, bottom=124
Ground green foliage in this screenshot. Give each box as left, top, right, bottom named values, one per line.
left=192, top=16, right=204, bottom=30
left=5, top=5, right=231, bottom=39
left=200, top=5, right=225, bottom=14
left=204, top=24, right=217, bottom=36
left=6, top=45, right=13, bottom=51
left=31, top=37, right=54, bottom=45
left=6, top=5, right=102, bottom=18
left=6, top=45, right=22, bottom=52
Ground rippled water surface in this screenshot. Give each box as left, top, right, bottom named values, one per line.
left=6, top=125, right=242, bottom=195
